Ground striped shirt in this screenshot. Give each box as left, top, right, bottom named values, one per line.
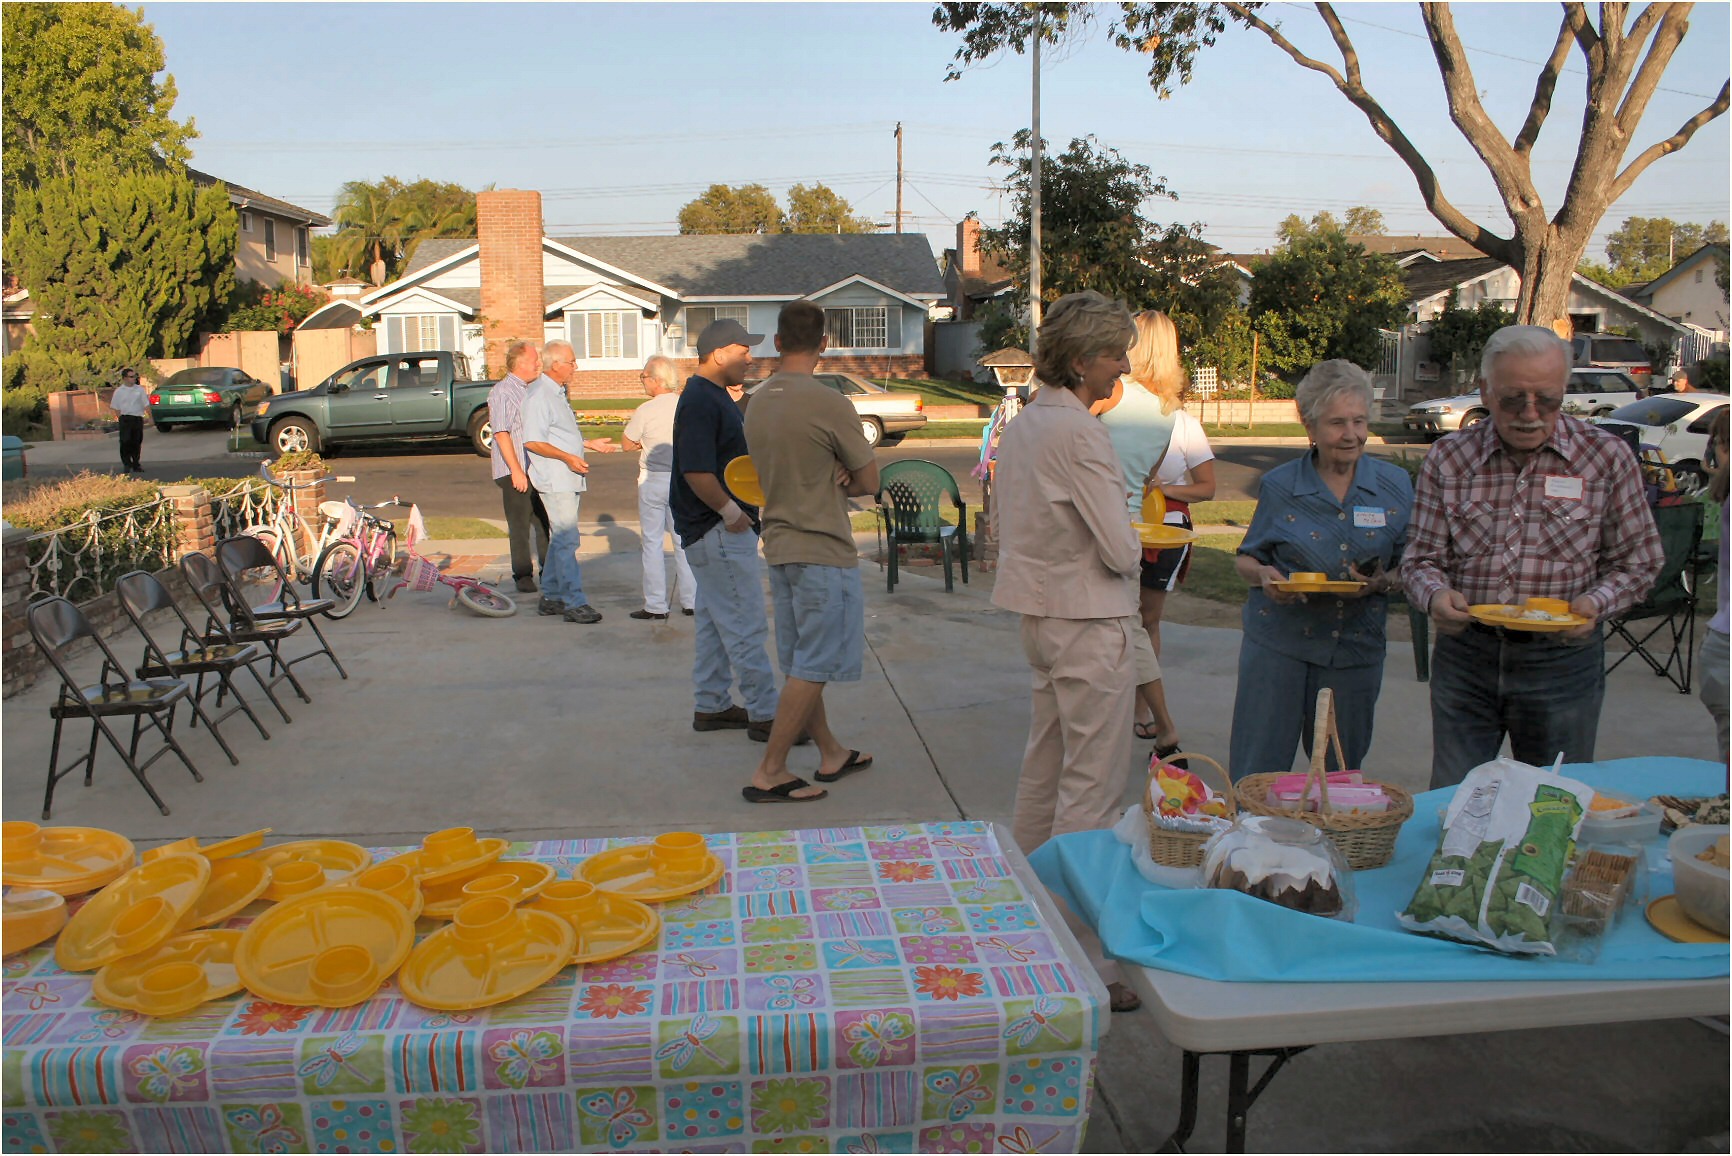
left=486, top=372, right=531, bottom=480
left=1402, top=414, right=1662, bottom=620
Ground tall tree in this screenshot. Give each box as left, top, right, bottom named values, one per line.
left=934, top=3, right=1729, bottom=327
left=785, top=183, right=877, bottom=234
left=393, top=177, right=480, bottom=264
left=330, top=179, right=410, bottom=285
left=2, top=2, right=196, bottom=202
left=1602, top=216, right=1729, bottom=282
left=6, top=164, right=236, bottom=385
left=678, top=184, right=785, bottom=235
left=1344, top=206, right=1387, bottom=236
left=1248, top=222, right=1409, bottom=374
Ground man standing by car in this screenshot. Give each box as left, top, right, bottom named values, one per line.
left=623, top=355, right=696, bottom=620
left=110, top=367, right=149, bottom=473
left=488, top=342, right=550, bottom=594
left=672, top=319, right=782, bottom=741
left=521, top=340, right=612, bottom=625
left=1405, top=325, right=1663, bottom=790
left=741, top=302, right=879, bottom=803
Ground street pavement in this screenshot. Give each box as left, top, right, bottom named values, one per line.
left=0, top=520, right=1723, bottom=1152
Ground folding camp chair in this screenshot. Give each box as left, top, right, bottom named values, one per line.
left=27, top=595, right=205, bottom=819
left=215, top=535, right=348, bottom=681
left=1606, top=501, right=1705, bottom=693
left=180, top=551, right=314, bottom=706
left=877, top=459, right=970, bottom=593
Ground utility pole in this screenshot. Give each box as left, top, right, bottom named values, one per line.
left=1029, top=7, right=1043, bottom=336
left=894, top=122, right=904, bottom=234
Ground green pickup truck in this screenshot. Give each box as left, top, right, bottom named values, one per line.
left=252, top=350, right=499, bottom=456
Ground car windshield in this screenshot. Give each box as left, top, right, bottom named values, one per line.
left=1604, top=398, right=1697, bottom=426
left=165, top=368, right=232, bottom=386
left=1568, top=372, right=1632, bottom=394
left=1586, top=338, right=1649, bottom=364
left=817, top=375, right=867, bottom=396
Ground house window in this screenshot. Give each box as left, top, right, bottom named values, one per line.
left=240, top=211, right=253, bottom=232
left=264, top=219, right=277, bottom=261
left=297, top=227, right=309, bottom=265
left=1695, top=269, right=1704, bottom=284
left=568, top=311, right=639, bottom=360
left=824, top=305, right=899, bottom=350
left=684, top=305, right=750, bottom=347
left=384, top=313, right=457, bottom=353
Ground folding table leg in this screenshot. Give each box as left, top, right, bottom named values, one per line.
left=1157, top=1049, right=1201, bottom=1153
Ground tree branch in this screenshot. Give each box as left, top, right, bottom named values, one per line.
left=1608, top=79, right=1731, bottom=203
left=1421, top=5, right=1542, bottom=219
left=1564, top=3, right=1600, bottom=69
left=1222, top=2, right=1513, bottom=263
left=1615, top=3, right=1687, bottom=137
left=1513, top=13, right=1576, bottom=156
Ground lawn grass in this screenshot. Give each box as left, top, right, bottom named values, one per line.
left=1197, top=421, right=1309, bottom=439
left=1184, top=533, right=1249, bottom=604
left=569, top=398, right=645, bottom=411
left=1189, top=500, right=1257, bottom=527
left=849, top=508, right=986, bottom=533
left=904, top=421, right=989, bottom=439
left=874, top=377, right=1000, bottom=408
left=422, top=516, right=506, bottom=539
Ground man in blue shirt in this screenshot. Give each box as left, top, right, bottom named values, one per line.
left=672, top=319, right=782, bottom=739
left=521, top=340, right=615, bottom=624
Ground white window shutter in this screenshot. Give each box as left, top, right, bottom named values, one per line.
left=569, top=314, right=586, bottom=358
left=622, top=314, right=639, bottom=360
left=385, top=316, right=403, bottom=352
left=885, top=307, right=902, bottom=350
left=438, top=315, right=457, bottom=351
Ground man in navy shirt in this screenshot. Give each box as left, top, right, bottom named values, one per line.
left=672, top=319, right=782, bottom=741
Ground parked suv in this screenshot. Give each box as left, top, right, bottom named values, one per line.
left=1404, top=369, right=1645, bottom=438
left=1570, top=333, right=1653, bottom=389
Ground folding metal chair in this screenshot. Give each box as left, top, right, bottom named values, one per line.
left=180, top=551, right=314, bottom=706
left=215, top=536, right=348, bottom=682
left=1606, top=501, right=1705, bottom=693
left=116, top=569, right=287, bottom=745
left=27, top=595, right=206, bottom=819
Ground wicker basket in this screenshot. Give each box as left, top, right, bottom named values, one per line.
left=1234, top=689, right=1412, bottom=870
left=1142, top=752, right=1235, bottom=868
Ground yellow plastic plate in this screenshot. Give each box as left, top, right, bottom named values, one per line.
left=56, top=854, right=211, bottom=972
left=143, top=829, right=271, bottom=862
left=381, top=831, right=510, bottom=887
left=1647, top=895, right=1728, bottom=944
left=236, top=887, right=414, bottom=1008
left=339, top=861, right=426, bottom=920
left=1469, top=604, right=1590, bottom=633
left=175, top=857, right=271, bottom=931
left=93, top=930, right=244, bottom=1016
left=3, top=889, right=68, bottom=956
left=577, top=845, right=725, bottom=904
left=251, top=840, right=372, bottom=899
left=1132, top=522, right=1198, bottom=549
left=533, top=881, right=661, bottom=965
left=422, top=861, right=556, bottom=921
left=1140, top=489, right=1168, bottom=525
left=397, top=897, right=576, bottom=1011
left=1271, top=578, right=1367, bottom=595
left=1, top=822, right=136, bottom=896
left=723, top=455, right=765, bottom=506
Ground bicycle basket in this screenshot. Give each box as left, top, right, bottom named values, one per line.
left=401, top=553, right=441, bottom=592
left=318, top=500, right=358, bottom=536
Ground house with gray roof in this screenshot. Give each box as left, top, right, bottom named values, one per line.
left=314, top=190, right=946, bottom=393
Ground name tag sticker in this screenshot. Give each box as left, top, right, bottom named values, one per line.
left=1352, top=506, right=1387, bottom=528
left=1543, top=475, right=1584, bottom=501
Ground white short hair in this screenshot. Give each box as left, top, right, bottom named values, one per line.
left=543, top=340, right=576, bottom=367
left=1479, top=325, right=1569, bottom=384
left=642, top=355, right=679, bottom=389
left=1295, top=360, right=1373, bottom=426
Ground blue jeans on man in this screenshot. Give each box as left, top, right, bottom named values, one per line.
left=1428, top=624, right=1606, bottom=790
left=685, top=523, right=778, bottom=720
left=536, top=489, right=587, bottom=609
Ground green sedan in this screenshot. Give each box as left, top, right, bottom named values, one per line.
left=149, top=367, right=273, bottom=430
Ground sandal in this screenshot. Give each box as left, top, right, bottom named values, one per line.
left=1108, top=981, right=1143, bottom=1013
left=742, top=777, right=828, bottom=804
left=815, top=750, right=873, bottom=784
left=1134, top=721, right=1160, bottom=741
left=1153, top=741, right=1189, bottom=771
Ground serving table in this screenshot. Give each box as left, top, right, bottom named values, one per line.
left=2, top=821, right=1106, bottom=1154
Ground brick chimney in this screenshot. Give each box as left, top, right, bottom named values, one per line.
left=477, top=189, right=546, bottom=377
left=957, top=214, right=982, bottom=276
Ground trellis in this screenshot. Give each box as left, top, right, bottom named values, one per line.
left=208, top=476, right=285, bottom=541
left=25, top=499, right=179, bottom=603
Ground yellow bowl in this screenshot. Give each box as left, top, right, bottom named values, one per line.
left=1140, top=488, right=1168, bottom=525
left=1289, top=572, right=1328, bottom=584
left=1525, top=597, right=1572, bottom=617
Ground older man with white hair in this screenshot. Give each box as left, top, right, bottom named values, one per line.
left=622, top=355, right=696, bottom=620
left=522, top=339, right=619, bottom=624
left=1404, top=324, right=1663, bottom=789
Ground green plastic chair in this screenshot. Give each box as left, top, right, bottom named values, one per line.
left=877, top=459, right=970, bottom=593
left=1606, top=501, right=1706, bottom=693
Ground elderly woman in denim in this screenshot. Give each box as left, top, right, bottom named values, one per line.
left=1227, top=360, right=1412, bottom=779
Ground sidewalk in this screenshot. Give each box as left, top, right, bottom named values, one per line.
left=0, top=530, right=1721, bottom=1151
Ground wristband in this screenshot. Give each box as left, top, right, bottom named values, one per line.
left=719, top=500, right=743, bottom=524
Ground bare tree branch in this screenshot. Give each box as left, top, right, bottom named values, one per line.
left=1513, top=13, right=1576, bottom=155
left=1565, top=2, right=1601, bottom=70
left=1421, top=6, right=1542, bottom=218
left=1609, top=79, right=1731, bottom=202
left=1221, top=2, right=1513, bottom=262
left=1616, top=3, right=1688, bottom=136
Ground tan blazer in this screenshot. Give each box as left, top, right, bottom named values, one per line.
left=991, top=384, right=1141, bottom=619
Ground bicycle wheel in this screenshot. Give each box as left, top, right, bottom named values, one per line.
left=455, top=584, right=516, bottom=618
left=240, top=527, right=289, bottom=605
left=365, top=531, right=398, bottom=602
left=311, top=541, right=367, bottom=619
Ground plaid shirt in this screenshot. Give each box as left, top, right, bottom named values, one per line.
left=1403, top=415, right=1662, bottom=620
left=486, top=373, right=531, bottom=480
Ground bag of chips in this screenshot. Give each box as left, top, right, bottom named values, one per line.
left=1398, top=758, right=1592, bottom=955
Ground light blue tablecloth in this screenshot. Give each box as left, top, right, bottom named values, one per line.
left=1032, top=757, right=1731, bottom=982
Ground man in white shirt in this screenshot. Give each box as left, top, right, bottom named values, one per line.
left=622, top=355, right=696, bottom=620
left=525, top=340, right=620, bottom=624
left=110, top=367, right=150, bottom=473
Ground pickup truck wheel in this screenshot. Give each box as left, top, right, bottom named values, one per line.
left=860, top=417, right=884, bottom=448
left=269, top=417, right=320, bottom=455
left=468, top=412, right=494, bottom=457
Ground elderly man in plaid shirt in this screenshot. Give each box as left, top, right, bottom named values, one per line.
left=1404, top=325, right=1663, bottom=789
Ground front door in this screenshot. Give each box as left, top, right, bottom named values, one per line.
left=386, top=356, right=452, bottom=434
left=325, top=358, right=392, bottom=438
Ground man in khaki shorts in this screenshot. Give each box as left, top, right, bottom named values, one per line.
left=740, top=301, right=880, bottom=803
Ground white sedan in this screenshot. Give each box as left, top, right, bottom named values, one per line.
left=743, top=373, right=928, bottom=447
left=1404, top=369, right=1646, bottom=439
left=1592, top=392, right=1730, bottom=470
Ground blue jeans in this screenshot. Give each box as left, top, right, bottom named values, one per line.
left=1429, top=625, right=1605, bottom=790
left=684, top=523, right=779, bottom=720
left=1228, top=634, right=1384, bottom=780
left=536, top=489, right=587, bottom=607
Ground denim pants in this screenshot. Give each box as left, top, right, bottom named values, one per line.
left=536, top=489, right=587, bottom=607
left=495, top=476, right=549, bottom=580
left=1227, top=634, right=1384, bottom=780
left=638, top=469, right=695, bottom=613
left=684, top=523, right=779, bottom=720
left=1429, top=625, right=1606, bottom=790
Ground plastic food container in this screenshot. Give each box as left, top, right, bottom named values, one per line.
left=1579, top=800, right=1662, bottom=845
left=1201, top=815, right=1356, bottom=921
left=1670, top=824, right=1729, bottom=935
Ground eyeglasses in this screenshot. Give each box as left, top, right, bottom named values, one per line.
left=1494, top=392, right=1563, bottom=414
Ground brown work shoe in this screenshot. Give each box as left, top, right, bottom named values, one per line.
left=693, top=705, right=749, bottom=732
left=748, top=719, right=812, bottom=745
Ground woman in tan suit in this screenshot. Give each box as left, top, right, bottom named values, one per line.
left=991, top=290, right=1144, bottom=1009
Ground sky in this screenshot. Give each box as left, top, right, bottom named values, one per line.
left=140, top=1, right=1732, bottom=262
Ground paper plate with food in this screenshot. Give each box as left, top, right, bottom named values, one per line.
left=1468, top=597, right=1589, bottom=632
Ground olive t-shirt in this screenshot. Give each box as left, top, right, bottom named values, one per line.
left=743, top=372, right=877, bottom=568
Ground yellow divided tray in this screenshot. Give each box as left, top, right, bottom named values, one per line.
left=1469, top=602, right=1589, bottom=632
left=175, top=857, right=271, bottom=931
left=723, top=456, right=765, bottom=507
left=56, top=854, right=211, bottom=972
left=422, top=861, right=556, bottom=921
left=578, top=833, right=724, bottom=904
left=397, top=897, right=576, bottom=1011
left=3, top=890, right=68, bottom=956
left=339, top=861, right=426, bottom=920
left=236, top=888, right=414, bottom=1008
left=252, top=840, right=372, bottom=899
left=2, top=822, right=136, bottom=896
left=143, top=829, right=271, bottom=862
left=533, top=880, right=660, bottom=965
left=1132, top=522, right=1197, bottom=549
left=380, top=828, right=509, bottom=887
left=1272, top=572, right=1366, bottom=595
left=93, top=930, right=244, bottom=1016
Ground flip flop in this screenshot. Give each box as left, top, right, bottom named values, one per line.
left=815, top=750, right=874, bottom=784
left=1134, top=721, right=1159, bottom=740
left=1154, top=741, right=1189, bottom=771
left=742, top=776, right=828, bottom=804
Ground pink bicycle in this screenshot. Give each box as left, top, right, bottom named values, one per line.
left=384, top=504, right=517, bottom=617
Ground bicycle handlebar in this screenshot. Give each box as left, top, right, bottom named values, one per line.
left=334, top=475, right=357, bottom=483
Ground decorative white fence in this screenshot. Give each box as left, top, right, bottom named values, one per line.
left=25, top=499, right=179, bottom=603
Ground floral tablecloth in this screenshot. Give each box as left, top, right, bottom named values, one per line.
left=2, top=821, right=1105, bottom=1153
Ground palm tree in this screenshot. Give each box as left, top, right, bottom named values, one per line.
left=331, top=180, right=406, bottom=285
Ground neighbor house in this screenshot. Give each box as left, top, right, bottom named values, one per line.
left=298, top=190, right=945, bottom=395
left=1617, top=243, right=1729, bottom=356
left=189, top=169, right=330, bottom=287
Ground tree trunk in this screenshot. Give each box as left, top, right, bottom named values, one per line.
left=1510, top=216, right=1598, bottom=329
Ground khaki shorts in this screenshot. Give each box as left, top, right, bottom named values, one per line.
left=1130, top=616, right=1161, bottom=684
